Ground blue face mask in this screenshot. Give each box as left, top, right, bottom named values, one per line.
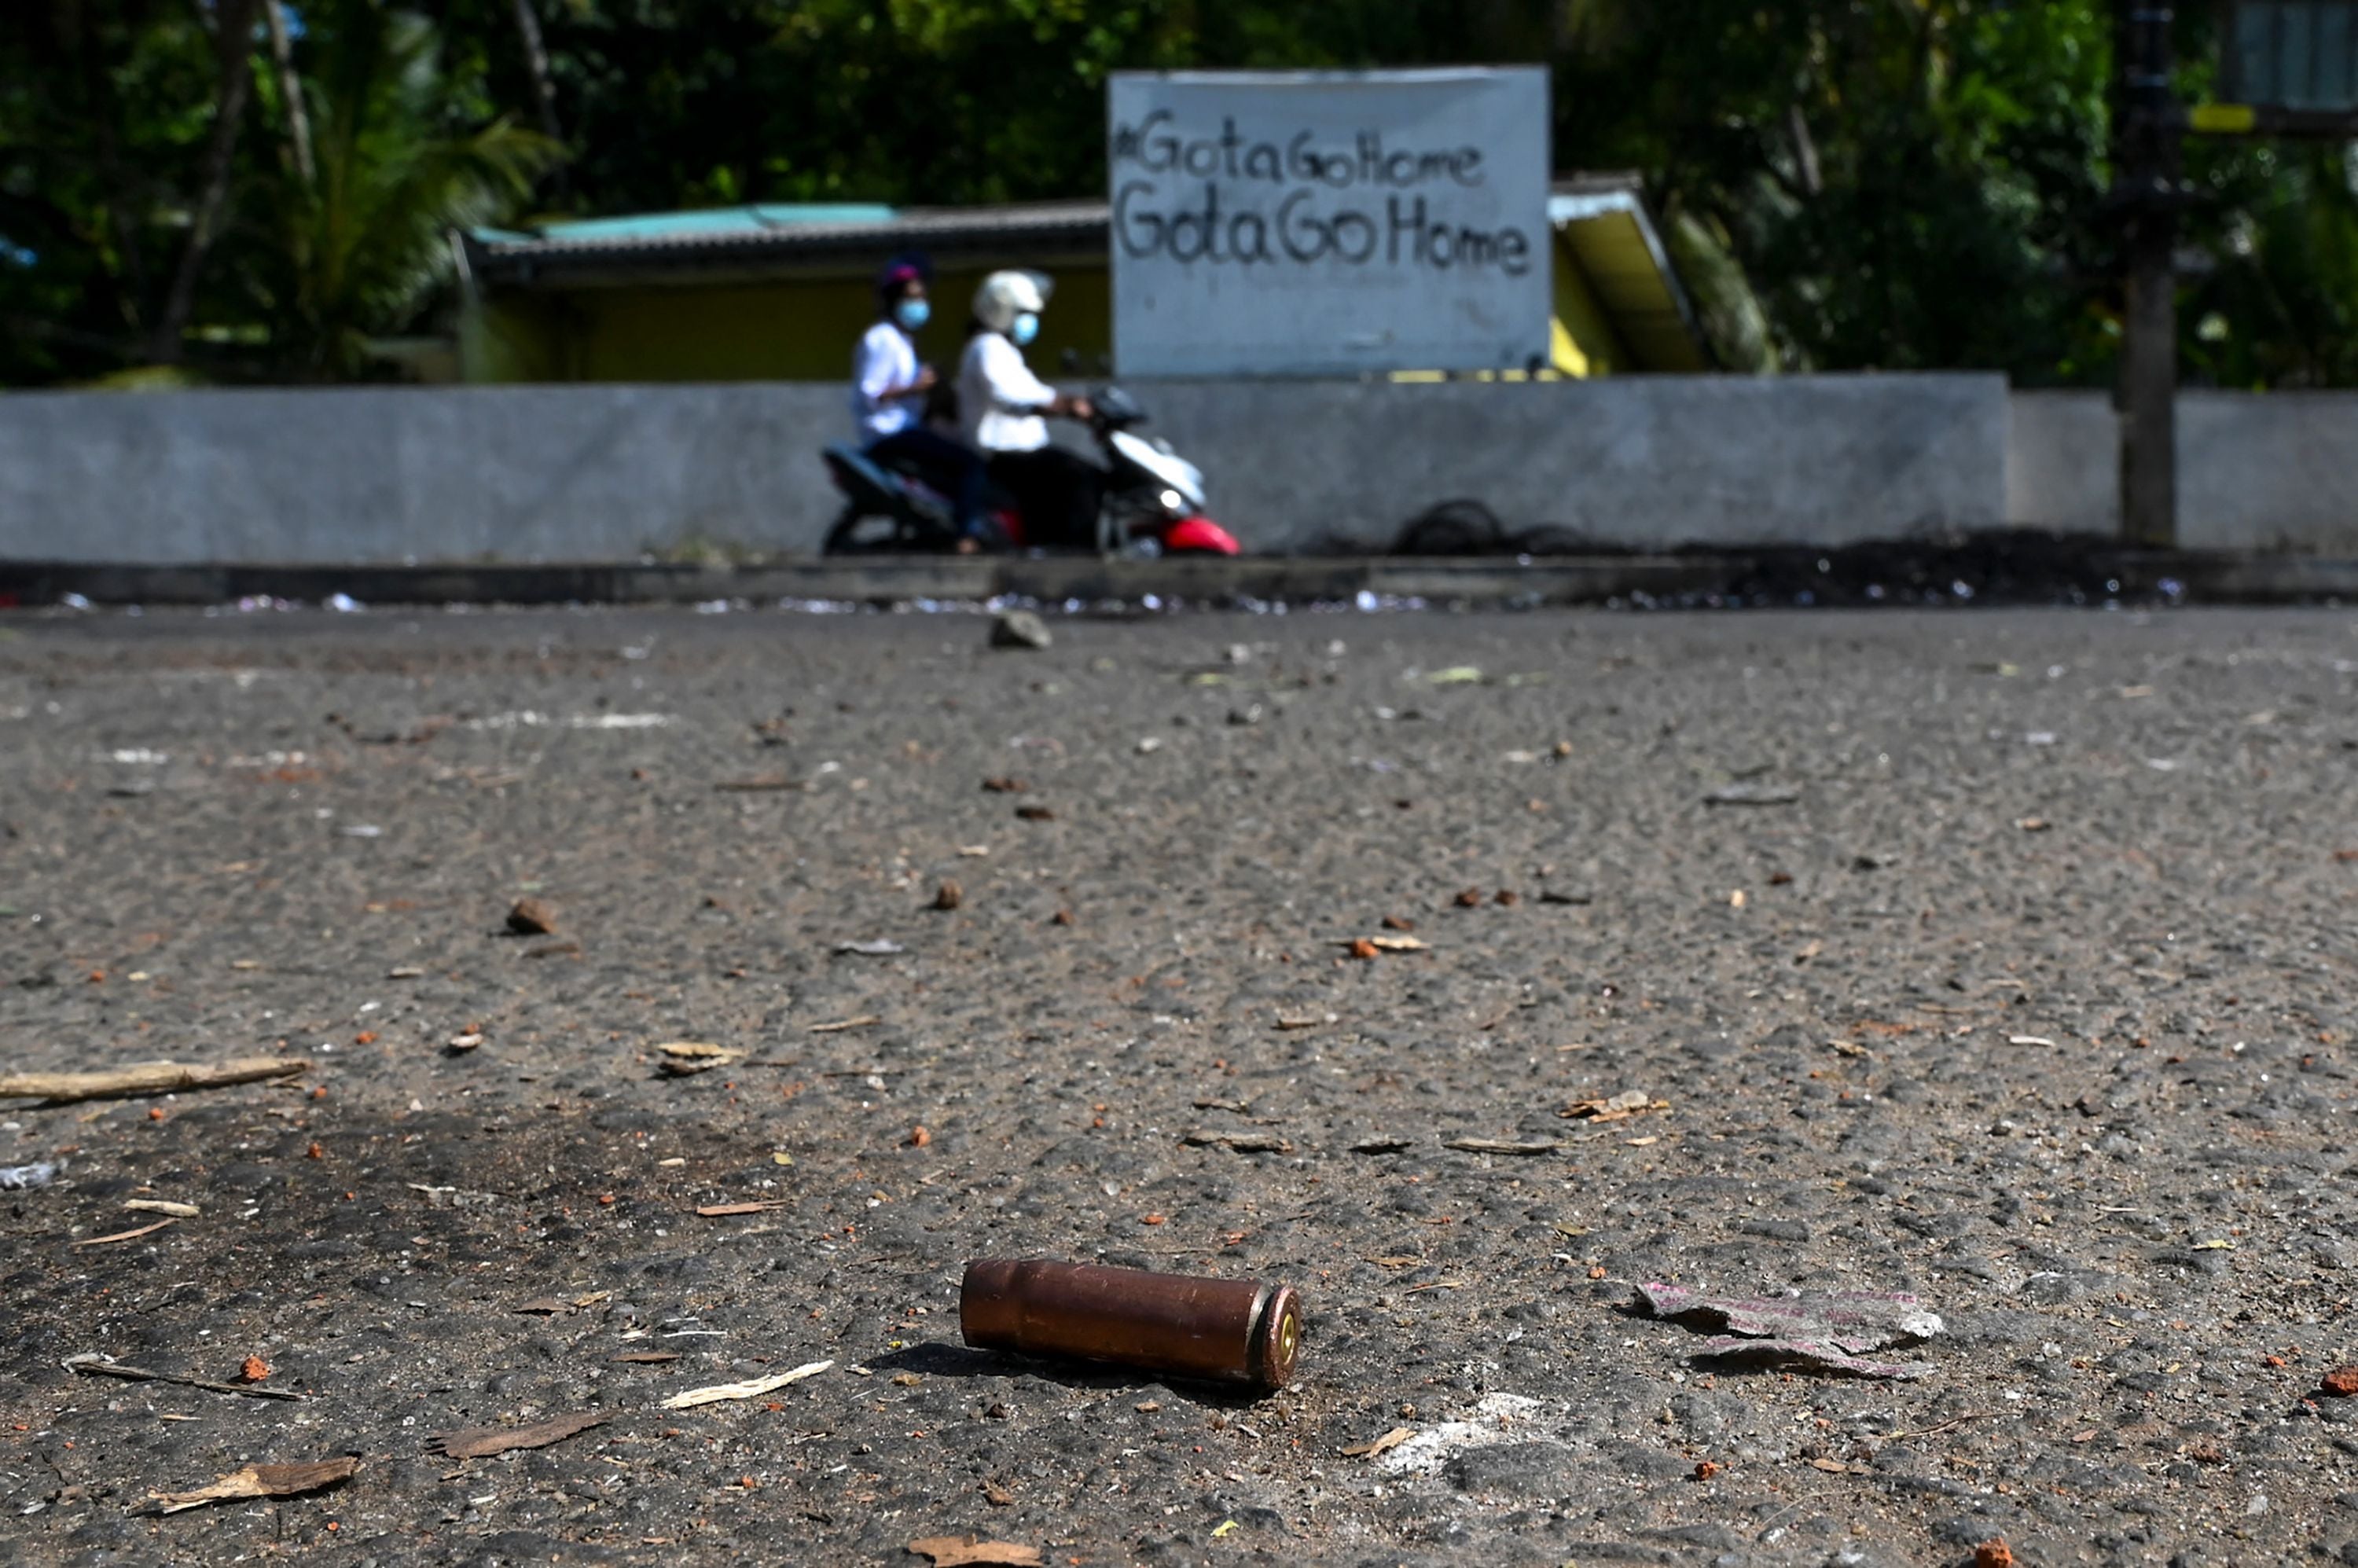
left=1011, top=312, right=1040, bottom=347
left=893, top=298, right=930, bottom=331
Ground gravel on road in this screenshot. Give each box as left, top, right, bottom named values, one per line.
left=2, top=604, right=2356, bottom=1566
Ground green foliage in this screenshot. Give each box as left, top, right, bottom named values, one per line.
left=1555, top=0, right=2119, bottom=380
left=7, top=0, right=2358, bottom=386
left=237, top=2, right=559, bottom=379
left=0, top=1, right=225, bottom=382
left=2192, top=146, right=2358, bottom=387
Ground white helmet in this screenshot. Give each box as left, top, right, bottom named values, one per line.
left=972, top=270, right=1050, bottom=332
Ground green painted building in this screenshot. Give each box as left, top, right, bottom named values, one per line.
left=455, top=175, right=1710, bottom=385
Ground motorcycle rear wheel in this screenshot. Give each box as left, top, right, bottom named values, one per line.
left=824, top=506, right=920, bottom=555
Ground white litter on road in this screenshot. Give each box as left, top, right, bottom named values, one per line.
left=1375, top=1393, right=1548, bottom=1476
left=466, top=711, right=673, bottom=731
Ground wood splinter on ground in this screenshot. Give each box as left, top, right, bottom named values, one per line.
left=1443, top=1137, right=1561, bottom=1156
left=146, top=1456, right=357, bottom=1515
left=432, top=1411, right=607, bottom=1460
left=661, top=1360, right=832, bottom=1408
left=123, top=1199, right=201, bottom=1218
left=72, top=1218, right=177, bottom=1247
left=0, top=1057, right=312, bottom=1105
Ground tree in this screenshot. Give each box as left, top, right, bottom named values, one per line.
left=1554, top=0, right=2118, bottom=380
left=9, top=0, right=2358, bottom=388
left=0, top=0, right=224, bottom=381
left=0, top=0, right=549, bottom=383
left=233, top=0, right=558, bottom=379
left=149, top=0, right=263, bottom=365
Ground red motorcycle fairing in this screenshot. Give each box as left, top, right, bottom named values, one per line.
left=1159, top=516, right=1241, bottom=556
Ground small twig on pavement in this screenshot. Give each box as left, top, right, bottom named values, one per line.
left=64, top=1355, right=307, bottom=1401
left=2, top=1057, right=311, bottom=1105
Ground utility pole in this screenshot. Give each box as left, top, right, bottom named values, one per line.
left=2114, top=2, right=2181, bottom=549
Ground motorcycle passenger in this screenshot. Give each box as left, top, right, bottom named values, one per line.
left=958, top=270, right=1103, bottom=550
left=852, top=256, right=984, bottom=542
left=850, top=257, right=936, bottom=442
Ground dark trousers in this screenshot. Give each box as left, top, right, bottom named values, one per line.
left=986, top=446, right=1105, bottom=550
left=865, top=428, right=986, bottom=538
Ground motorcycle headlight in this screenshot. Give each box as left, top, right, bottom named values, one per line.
left=1159, top=489, right=1184, bottom=512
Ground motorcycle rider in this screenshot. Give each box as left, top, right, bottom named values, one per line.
left=957, top=270, right=1103, bottom=549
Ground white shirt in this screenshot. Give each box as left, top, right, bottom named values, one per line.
left=850, top=319, right=919, bottom=440
left=958, top=332, right=1056, bottom=453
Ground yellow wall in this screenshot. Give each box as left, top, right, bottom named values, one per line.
left=1550, top=230, right=1629, bottom=377
left=467, top=249, right=1619, bottom=383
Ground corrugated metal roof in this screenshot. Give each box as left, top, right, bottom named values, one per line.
left=483, top=204, right=898, bottom=245
left=465, top=201, right=1107, bottom=286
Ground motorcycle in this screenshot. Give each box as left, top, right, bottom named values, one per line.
left=820, top=387, right=1239, bottom=556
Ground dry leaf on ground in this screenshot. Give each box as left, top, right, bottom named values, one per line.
left=149, top=1457, right=358, bottom=1514
left=1638, top=1281, right=1941, bottom=1379
left=1341, top=1427, right=1414, bottom=1458
left=906, top=1536, right=1044, bottom=1567
left=657, top=1042, right=747, bottom=1075
left=1561, top=1089, right=1660, bottom=1122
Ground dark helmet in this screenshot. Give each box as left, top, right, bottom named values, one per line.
left=876, top=252, right=931, bottom=307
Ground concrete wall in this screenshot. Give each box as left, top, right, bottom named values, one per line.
left=0, top=374, right=2007, bottom=564
left=1140, top=375, right=2006, bottom=552
left=0, top=384, right=842, bottom=566
left=2180, top=392, right=2358, bottom=553
left=2007, top=391, right=2119, bottom=538
left=9, top=375, right=2352, bottom=564
left=2007, top=389, right=2358, bottom=554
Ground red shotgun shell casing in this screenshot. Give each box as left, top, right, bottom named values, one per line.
left=960, top=1258, right=1302, bottom=1390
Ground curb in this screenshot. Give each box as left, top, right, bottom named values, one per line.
left=2, top=551, right=2354, bottom=609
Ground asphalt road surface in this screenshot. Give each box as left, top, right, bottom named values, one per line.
left=2, top=603, right=2356, bottom=1566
